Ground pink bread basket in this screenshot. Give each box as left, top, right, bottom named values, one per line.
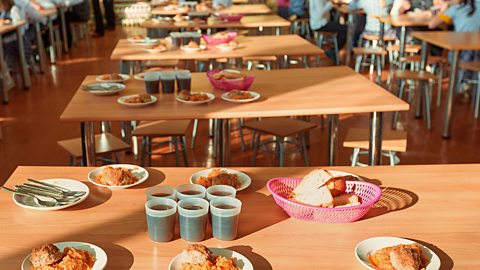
left=202, top=32, right=237, bottom=45
left=267, top=178, right=382, bottom=223
left=206, top=70, right=255, bottom=91
left=219, top=13, right=244, bottom=22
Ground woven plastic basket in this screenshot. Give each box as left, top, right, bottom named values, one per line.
left=267, top=178, right=382, bottom=223
left=206, top=70, right=255, bottom=91
left=202, top=32, right=237, bottom=45
left=219, top=14, right=244, bottom=22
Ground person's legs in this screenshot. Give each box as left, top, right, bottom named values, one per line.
left=103, top=0, right=115, bottom=30
left=278, top=6, right=290, bottom=20
left=318, top=21, right=347, bottom=49
left=91, top=0, right=105, bottom=36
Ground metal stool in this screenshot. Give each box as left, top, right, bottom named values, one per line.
left=353, top=47, right=387, bottom=84
left=70, top=21, right=92, bottom=48
left=458, top=61, right=480, bottom=118
left=313, top=31, right=340, bottom=65
left=290, top=17, right=311, bottom=38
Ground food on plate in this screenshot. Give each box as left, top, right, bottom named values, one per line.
left=187, top=40, right=199, bottom=48
left=173, top=14, right=185, bottom=22
left=181, top=244, right=240, bottom=270
left=151, top=44, right=167, bottom=51
left=30, top=244, right=95, bottom=270
left=195, top=2, right=210, bottom=11
left=368, top=243, right=430, bottom=270
left=289, top=169, right=360, bottom=207
left=130, top=34, right=145, bottom=40
left=178, top=90, right=210, bottom=102
left=196, top=168, right=241, bottom=189
left=100, top=73, right=123, bottom=81
left=226, top=90, right=253, bottom=100
left=211, top=70, right=246, bottom=80
left=124, top=94, right=152, bottom=104
left=94, top=165, right=139, bottom=186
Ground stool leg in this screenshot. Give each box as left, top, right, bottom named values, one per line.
left=423, top=82, right=432, bottom=130
left=276, top=137, right=284, bottom=167
left=238, top=118, right=246, bottom=151
left=392, top=80, right=406, bottom=128
left=114, top=152, right=121, bottom=163
left=212, top=119, right=218, bottom=158
left=436, top=64, right=444, bottom=107
left=352, top=148, right=361, bottom=166
left=301, top=133, right=309, bottom=166
left=375, top=55, right=382, bottom=84
left=147, top=137, right=152, bottom=166
left=140, top=137, right=146, bottom=166
left=369, top=54, right=375, bottom=76
left=475, top=72, right=480, bottom=119
left=333, top=37, right=339, bottom=66
left=389, top=151, right=395, bottom=166
left=181, top=136, right=189, bottom=166
left=173, top=136, right=180, bottom=167
left=252, top=133, right=260, bottom=166
left=354, top=54, right=363, bottom=73
left=69, top=156, right=75, bottom=166
left=190, top=119, right=198, bottom=149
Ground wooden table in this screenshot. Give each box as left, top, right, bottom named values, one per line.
left=0, top=20, right=29, bottom=104
left=333, top=4, right=364, bottom=66
left=141, top=15, right=290, bottom=34
left=111, top=35, right=323, bottom=72
left=412, top=31, right=480, bottom=138
left=60, top=67, right=408, bottom=166
left=152, top=4, right=271, bottom=16
left=1, top=164, right=479, bottom=269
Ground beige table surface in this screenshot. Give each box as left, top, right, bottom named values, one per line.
left=1, top=165, right=479, bottom=269
left=378, top=14, right=430, bottom=27
left=411, top=31, right=480, bottom=51
left=152, top=4, right=270, bottom=16
left=110, top=35, right=323, bottom=61
left=60, top=67, right=408, bottom=122
left=142, top=14, right=290, bottom=30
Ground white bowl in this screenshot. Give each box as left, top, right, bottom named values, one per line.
left=117, top=94, right=157, bottom=107
left=169, top=247, right=253, bottom=270
left=190, top=168, right=251, bottom=191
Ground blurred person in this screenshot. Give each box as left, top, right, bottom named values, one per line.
left=277, top=0, right=290, bottom=19
left=289, top=0, right=308, bottom=18
left=349, top=0, right=397, bottom=39
left=92, top=0, right=115, bottom=37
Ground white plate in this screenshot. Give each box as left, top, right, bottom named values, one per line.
left=221, top=91, right=260, bottom=103
left=13, top=179, right=89, bottom=211
left=81, top=83, right=126, bottom=96
left=117, top=94, right=157, bottom=107
left=355, top=237, right=441, bottom=270
left=190, top=168, right=251, bottom=191
left=145, top=47, right=167, bottom=53
left=88, top=164, right=149, bottom=189
left=22, top=241, right=107, bottom=270
left=181, top=44, right=206, bottom=53
left=176, top=92, right=215, bottom=105
left=95, top=74, right=130, bottom=83
left=216, top=44, right=238, bottom=52
left=133, top=39, right=161, bottom=46
left=169, top=247, right=253, bottom=270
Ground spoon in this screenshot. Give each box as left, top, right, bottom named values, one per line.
left=27, top=179, right=86, bottom=197
left=1, top=187, right=65, bottom=207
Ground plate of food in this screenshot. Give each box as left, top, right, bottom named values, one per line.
left=95, top=73, right=129, bottom=83
left=216, top=41, right=239, bottom=52
left=181, top=41, right=206, bottom=53
left=355, top=237, right=441, bottom=270
left=145, top=43, right=167, bottom=53
left=88, top=164, right=149, bottom=189
left=127, top=34, right=146, bottom=42
left=221, top=90, right=260, bottom=103
left=169, top=244, right=253, bottom=270
left=176, top=90, right=215, bottom=105
left=81, top=83, right=126, bottom=96
left=117, top=94, right=157, bottom=107
left=22, top=242, right=107, bottom=270
left=190, top=168, right=251, bottom=191
left=12, top=178, right=89, bottom=211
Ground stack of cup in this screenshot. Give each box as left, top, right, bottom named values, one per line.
left=159, top=72, right=176, bottom=94
left=144, top=72, right=160, bottom=94
left=175, top=70, right=192, bottom=92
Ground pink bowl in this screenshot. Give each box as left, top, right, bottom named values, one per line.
left=202, top=32, right=237, bottom=45
left=206, top=70, right=255, bottom=92
left=266, top=178, right=382, bottom=223
left=219, top=13, right=244, bottom=22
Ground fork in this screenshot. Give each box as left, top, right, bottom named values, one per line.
left=1, top=187, right=69, bottom=207
left=27, top=179, right=86, bottom=197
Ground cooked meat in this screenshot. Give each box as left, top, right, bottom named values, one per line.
left=183, top=244, right=212, bottom=265
left=95, top=166, right=139, bottom=186
left=30, top=244, right=63, bottom=268
left=390, top=245, right=422, bottom=270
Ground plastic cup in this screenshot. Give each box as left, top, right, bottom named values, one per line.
left=145, top=198, right=177, bottom=242
left=175, top=70, right=192, bottom=91
left=175, top=183, right=206, bottom=200
left=160, top=72, right=176, bottom=94
left=210, top=197, right=242, bottom=241
left=146, top=185, right=176, bottom=201
left=170, top=32, right=181, bottom=48
left=178, top=198, right=209, bottom=242
left=206, top=185, right=236, bottom=201
left=144, top=72, right=159, bottom=94
left=191, top=32, right=202, bottom=44
left=181, top=32, right=193, bottom=45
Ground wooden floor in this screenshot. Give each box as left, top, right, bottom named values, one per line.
left=1, top=28, right=480, bottom=183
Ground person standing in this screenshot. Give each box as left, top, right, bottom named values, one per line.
left=92, top=0, right=115, bottom=37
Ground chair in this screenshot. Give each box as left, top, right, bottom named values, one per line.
left=57, top=133, right=130, bottom=166
left=70, top=21, right=92, bottom=48
left=290, top=17, right=311, bottom=38
left=313, top=31, right=340, bottom=65
left=132, top=120, right=191, bottom=166
left=353, top=47, right=387, bottom=83
left=458, top=61, right=480, bottom=118
left=243, top=117, right=317, bottom=167
left=343, top=128, right=407, bottom=166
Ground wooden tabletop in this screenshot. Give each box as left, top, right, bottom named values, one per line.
left=0, top=20, right=26, bottom=35
left=378, top=14, right=430, bottom=27
left=1, top=164, right=479, bottom=269
left=141, top=15, right=290, bottom=30
left=412, top=31, right=480, bottom=50
left=110, top=35, right=323, bottom=61
left=60, top=67, right=408, bottom=122
left=152, top=4, right=270, bottom=16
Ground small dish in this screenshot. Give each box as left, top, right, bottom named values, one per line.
left=355, top=237, right=441, bottom=270
left=134, top=39, right=161, bottom=46
left=13, top=179, right=89, bottom=211
left=190, top=168, right=251, bottom=191
left=117, top=94, right=157, bottom=107
left=95, top=74, right=129, bottom=83
left=81, top=83, right=126, bottom=96
left=216, top=43, right=238, bottom=52
left=221, top=90, right=260, bottom=103
left=176, top=92, right=215, bottom=105
left=145, top=47, right=167, bottom=53
left=88, top=164, right=149, bottom=189
left=169, top=247, right=253, bottom=270
left=180, top=44, right=206, bottom=53
left=22, top=241, right=107, bottom=270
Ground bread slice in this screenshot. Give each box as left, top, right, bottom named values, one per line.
left=292, top=169, right=333, bottom=196
left=292, top=185, right=334, bottom=207
left=333, top=193, right=360, bottom=207
left=325, top=177, right=347, bottom=197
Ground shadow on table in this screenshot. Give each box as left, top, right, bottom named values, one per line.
left=131, top=168, right=166, bottom=189
left=406, top=238, right=453, bottom=270
left=100, top=243, right=135, bottom=270
left=227, top=245, right=273, bottom=270
left=65, top=183, right=112, bottom=211
left=361, top=185, right=418, bottom=220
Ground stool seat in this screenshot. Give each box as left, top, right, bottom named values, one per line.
left=353, top=47, right=387, bottom=56
left=290, top=17, right=309, bottom=22
left=459, top=61, right=480, bottom=72
left=343, top=128, right=407, bottom=152
left=363, top=34, right=396, bottom=42
left=393, top=70, right=437, bottom=81
left=399, top=55, right=447, bottom=64
left=387, top=44, right=421, bottom=53
left=242, top=56, right=277, bottom=61
left=133, top=120, right=191, bottom=137
left=57, top=133, right=130, bottom=159
left=244, top=117, right=317, bottom=137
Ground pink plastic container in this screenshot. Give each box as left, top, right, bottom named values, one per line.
left=219, top=13, right=244, bottom=22
left=202, top=32, right=237, bottom=45
left=266, top=178, right=382, bottom=223
left=206, top=70, right=255, bottom=91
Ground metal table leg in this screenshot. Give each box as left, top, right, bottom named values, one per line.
left=16, top=28, right=31, bottom=89
left=0, top=35, right=9, bottom=103
left=345, top=14, right=354, bottom=66
left=217, top=119, right=231, bottom=166
left=415, top=41, right=431, bottom=119
left=369, top=112, right=383, bottom=165
left=35, top=22, right=46, bottom=73
left=81, top=122, right=96, bottom=166
left=47, top=16, right=56, bottom=64
left=328, top=114, right=339, bottom=166
left=59, top=7, right=69, bottom=53
left=398, top=26, right=407, bottom=60
left=275, top=26, right=280, bottom=36
left=442, top=50, right=460, bottom=138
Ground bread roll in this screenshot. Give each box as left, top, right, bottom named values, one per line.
left=292, top=169, right=333, bottom=196
left=332, top=193, right=360, bottom=207
left=293, top=186, right=334, bottom=207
